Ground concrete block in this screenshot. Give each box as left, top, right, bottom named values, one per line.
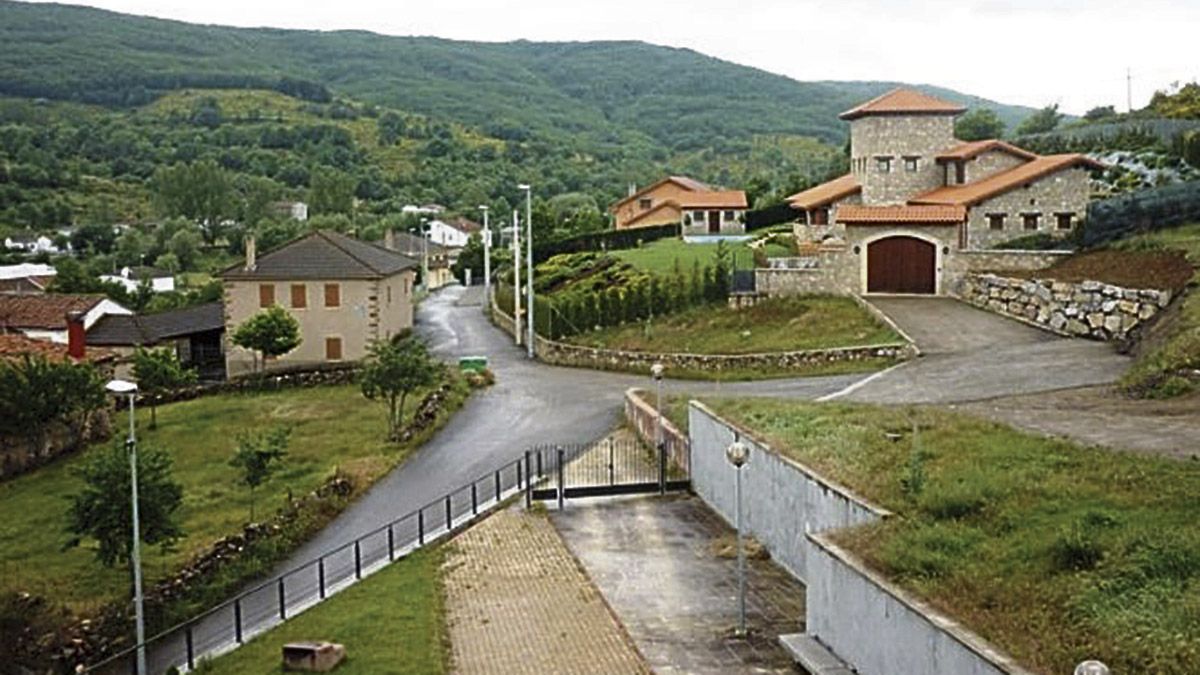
left=779, top=633, right=856, bottom=675
left=283, top=642, right=346, bottom=672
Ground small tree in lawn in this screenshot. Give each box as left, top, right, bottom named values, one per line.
left=132, top=347, right=198, bottom=429
left=231, top=305, right=301, bottom=372
left=64, top=442, right=184, bottom=567
left=360, top=336, right=441, bottom=441
left=228, top=426, right=291, bottom=521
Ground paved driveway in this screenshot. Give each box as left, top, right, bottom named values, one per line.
left=839, top=297, right=1131, bottom=404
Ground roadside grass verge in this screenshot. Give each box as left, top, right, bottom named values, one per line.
left=1111, top=223, right=1200, bottom=398
left=0, top=376, right=468, bottom=617
left=564, top=296, right=901, bottom=355
left=199, top=546, right=447, bottom=675
left=693, top=397, right=1200, bottom=675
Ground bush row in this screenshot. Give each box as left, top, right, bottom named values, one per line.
left=1085, top=179, right=1200, bottom=246
left=531, top=223, right=679, bottom=264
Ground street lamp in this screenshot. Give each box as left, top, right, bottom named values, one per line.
left=725, top=439, right=751, bottom=637
left=1075, top=661, right=1110, bottom=675
left=517, top=184, right=534, bottom=359
left=478, top=205, right=491, bottom=301
left=651, top=363, right=665, bottom=494
left=106, top=379, right=146, bottom=675
left=511, top=209, right=522, bottom=347
left=419, top=218, right=430, bottom=292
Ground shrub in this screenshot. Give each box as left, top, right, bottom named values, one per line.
left=1051, top=523, right=1105, bottom=572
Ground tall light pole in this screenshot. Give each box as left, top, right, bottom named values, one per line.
left=478, top=205, right=491, bottom=301
left=725, top=439, right=750, bottom=637
left=517, top=183, right=534, bottom=359
left=107, top=379, right=145, bottom=675
left=419, top=217, right=430, bottom=291
left=511, top=209, right=522, bottom=347
left=651, top=363, right=665, bottom=494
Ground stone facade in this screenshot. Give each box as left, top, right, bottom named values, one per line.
left=966, top=167, right=1091, bottom=249
left=963, top=149, right=1026, bottom=183
left=850, top=114, right=956, bottom=204
left=958, top=273, right=1172, bottom=341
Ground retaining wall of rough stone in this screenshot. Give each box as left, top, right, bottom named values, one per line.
left=689, top=403, right=1033, bottom=675
left=957, top=273, right=1172, bottom=340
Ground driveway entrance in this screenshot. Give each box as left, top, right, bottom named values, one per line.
left=867, top=236, right=936, bottom=294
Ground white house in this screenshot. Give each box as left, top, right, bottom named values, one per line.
left=401, top=204, right=446, bottom=216
left=273, top=201, right=309, bottom=221
left=4, top=234, right=60, bottom=254
left=0, top=263, right=57, bottom=294
left=427, top=217, right=481, bottom=249
left=100, top=266, right=176, bottom=294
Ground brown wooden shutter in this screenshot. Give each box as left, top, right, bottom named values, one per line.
left=290, top=284, right=307, bottom=309
left=325, top=337, right=342, bottom=361
left=324, top=283, right=340, bottom=308
left=259, top=284, right=275, bottom=308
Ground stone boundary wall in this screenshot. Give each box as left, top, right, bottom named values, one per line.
left=689, top=403, right=1032, bottom=675
left=148, top=362, right=361, bottom=406
left=1, top=413, right=111, bottom=480
left=624, top=388, right=689, bottom=473
left=957, top=273, right=1172, bottom=341
left=807, top=534, right=1034, bottom=675
left=493, top=297, right=912, bottom=375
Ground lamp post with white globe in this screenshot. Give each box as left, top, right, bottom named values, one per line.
left=725, top=439, right=750, bottom=637
left=1074, top=661, right=1110, bottom=675
left=106, top=378, right=146, bottom=675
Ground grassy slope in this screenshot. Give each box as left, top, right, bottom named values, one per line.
left=201, top=547, right=446, bottom=674
left=1113, top=223, right=1200, bottom=397
left=611, top=238, right=758, bottom=273
left=696, top=397, right=1200, bottom=675
left=0, top=380, right=465, bottom=614
left=565, top=296, right=899, bottom=354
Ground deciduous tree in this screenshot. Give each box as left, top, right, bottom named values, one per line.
left=228, top=426, right=290, bottom=520
left=360, top=336, right=441, bottom=441
left=954, top=109, right=1006, bottom=141
left=231, top=306, right=302, bottom=372
left=132, top=347, right=198, bottom=429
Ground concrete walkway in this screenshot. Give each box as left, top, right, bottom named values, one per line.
left=443, top=507, right=650, bottom=675
left=552, top=495, right=805, bottom=675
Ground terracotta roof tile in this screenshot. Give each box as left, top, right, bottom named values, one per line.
left=840, top=88, right=966, bottom=120
left=787, top=174, right=861, bottom=209
left=0, top=294, right=104, bottom=330
left=610, top=175, right=712, bottom=211
left=911, top=154, right=1105, bottom=207
left=936, top=139, right=1038, bottom=162
left=838, top=204, right=966, bottom=224
left=0, top=334, right=114, bottom=364
left=678, top=191, right=748, bottom=209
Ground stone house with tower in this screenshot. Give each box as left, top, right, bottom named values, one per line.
left=775, top=89, right=1101, bottom=295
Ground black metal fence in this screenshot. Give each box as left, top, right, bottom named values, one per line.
left=530, top=439, right=690, bottom=505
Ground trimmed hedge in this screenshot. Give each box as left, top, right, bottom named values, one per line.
left=1085, top=180, right=1200, bottom=246
left=746, top=202, right=797, bottom=232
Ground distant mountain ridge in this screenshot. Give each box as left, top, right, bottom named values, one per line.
left=0, top=1, right=1038, bottom=147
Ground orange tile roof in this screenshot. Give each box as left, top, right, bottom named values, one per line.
left=787, top=174, right=861, bottom=209
left=839, top=88, right=966, bottom=120
left=911, top=154, right=1106, bottom=207
left=838, top=204, right=966, bottom=224
left=678, top=190, right=748, bottom=209
left=609, top=175, right=711, bottom=211
left=0, top=333, right=114, bottom=364
left=936, top=139, right=1038, bottom=162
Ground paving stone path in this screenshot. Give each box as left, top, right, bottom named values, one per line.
left=442, top=507, right=650, bottom=675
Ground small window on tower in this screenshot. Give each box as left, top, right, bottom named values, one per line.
left=875, top=156, right=893, bottom=173
left=988, top=213, right=1006, bottom=231
left=1056, top=213, right=1074, bottom=230
left=1023, top=213, right=1041, bottom=231
left=904, top=156, right=920, bottom=172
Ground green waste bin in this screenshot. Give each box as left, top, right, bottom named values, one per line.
left=459, top=356, right=488, bottom=373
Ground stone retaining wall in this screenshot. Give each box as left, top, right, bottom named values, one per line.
left=689, top=403, right=1034, bottom=675
left=958, top=273, right=1172, bottom=340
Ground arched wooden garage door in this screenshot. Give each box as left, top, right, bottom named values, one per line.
left=867, top=236, right=936, bottom=294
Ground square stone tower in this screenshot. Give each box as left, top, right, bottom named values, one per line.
left=842, top=89, right=965, bottom=205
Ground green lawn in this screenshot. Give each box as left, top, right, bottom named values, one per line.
left=694, top=397, right=1200, bottom=675
left=200, top=547, right=447, bottom=674
left=0, top=379, right=466, bottom=616
left=611, top=237, right=758, bottom=273
left=1113, top=223, right=1200, bottom=398
left=565, top=296, right=901, bottom=355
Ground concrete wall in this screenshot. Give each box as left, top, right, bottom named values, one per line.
left=807, top=534, right=1035, bottom=675
left=624, top=388, right=689, bottom=474
left=687, top=401, right=889, bottom=582
left=966, top=167, right=1091, bottom=249
left=850, top=114, right=957, bottom=204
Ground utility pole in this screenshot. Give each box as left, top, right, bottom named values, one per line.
left=478, top=205, right=491, bottom=302
left=420, top=218, right=430, bottom=291
left=511, top=209, right=521, bottom=347
left=518, top=184, right=534, bottom=359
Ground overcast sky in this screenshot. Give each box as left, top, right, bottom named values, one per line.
left=38, top=0, right=1200, bottom=114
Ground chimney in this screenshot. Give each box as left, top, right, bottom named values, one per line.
left=628, top=183, right=637, bottom=197
left=383, top=228, right=396, bottom=251
left=66, top=310, right=85, bottom=360
left=244, top=236, right=257, bottom=271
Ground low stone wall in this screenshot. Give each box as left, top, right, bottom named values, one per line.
left=1, top=412, right=112, bottom=480
left=689, top=402, right=1033, bottom=675
left=624, top=388, right=689, bottom=473
left=807, top=534, right=1034, bottom=675
left=958, top=273, right=1172, bottom=340
left=148, top=362, right=361, bottom=406
left=950, top=249, right=1073, bottom=274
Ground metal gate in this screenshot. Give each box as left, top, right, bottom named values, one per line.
left=527, top=438, right=689, bottom=505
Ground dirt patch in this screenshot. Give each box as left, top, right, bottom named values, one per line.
left=1005, top=249, right=1194, bottom=292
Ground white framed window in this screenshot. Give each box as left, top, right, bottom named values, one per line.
left=875, top=156, right=893, bottom=173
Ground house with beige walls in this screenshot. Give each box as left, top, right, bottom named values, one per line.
left=610, top=176, right=749, bottom=234
left=781, top=88, right=1102, bottom=295
left=221, top=230, right=418, bottom=377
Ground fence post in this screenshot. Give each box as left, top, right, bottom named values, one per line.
left=471, top=483, right=478, bottom=515
left=659, top=440, right=667, bottom=495
left=354, top=541, right=362, bottom=580
left=278, top=577, right=286, bottom=620
left=557, top=446, right=565, bottom=510
left=609, top=438, right=615, bottom=485
left=387, top=525, right=395, bottom=561
left=517, top=458, right=523, bottom=490
left=445, top=495, right=452, bottom=531
left=494, top=470, right=501, bottom=502
left=537, top=448, right=543, bottom=478
left=524, top=450, right=532, bottom=508
left=234, top=598, right=243, bottom=643
left=418, top=510, right=425, bottom=545
left=185, top=625, right=195, bottom=670
left=318, top=557, right=326, bottom=599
